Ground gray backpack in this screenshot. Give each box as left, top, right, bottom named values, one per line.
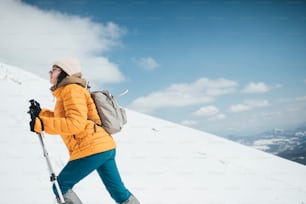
left=90, top=89, right=128, bottom=134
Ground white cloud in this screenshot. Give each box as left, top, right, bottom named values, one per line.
left=129, top=78, right=238, bottom=113
left=181, top=120, right=198, bottom=126
left=0, top=0, right=126, bottom=83
left=296, top=96, right=306, bottom=102
left=167, top=78, right=238, bottom=96
left=277, top=95, right=306, bottom=103
left=128, top=90, right=214, bottom=113
left=245, top=99, right=269, bottom=107
left=242, top=82, right=270, bottom=93
left=213, top=114, right=226, bottom=120
left=229, top=99, right=269, bottom=113
left=193, top=105, right=220, bottom=117
left=229, top=104, right=251, bottom=113
left=259, top=111, right=282, bottom=119
left=132, top=57, right=159, bottom=70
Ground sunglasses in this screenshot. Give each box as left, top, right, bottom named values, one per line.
left=49, top=66, right=62, bottom=74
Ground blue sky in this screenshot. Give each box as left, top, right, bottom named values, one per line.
left=1, top=0, right=306, bottom=136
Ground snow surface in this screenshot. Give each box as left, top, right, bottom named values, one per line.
left=0, top=62, right=306, bottom=204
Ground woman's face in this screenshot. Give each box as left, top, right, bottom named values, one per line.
left=49, top=66, right=62, bottom=85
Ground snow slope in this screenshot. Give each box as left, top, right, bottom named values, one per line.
left=0, top=62, right=306, bottom=204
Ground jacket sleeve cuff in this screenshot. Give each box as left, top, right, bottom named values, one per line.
left=34, top=117, right=43, bottom=133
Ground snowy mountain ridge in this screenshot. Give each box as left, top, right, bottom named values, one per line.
left=227, top=126, right=306, bottom=165
left=0, top=62, right=44, bottom=85
left=0, top=62, right=306, bottom=204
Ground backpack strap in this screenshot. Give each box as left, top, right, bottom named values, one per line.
left=87, top=117, right=102, bottom=132
left=85, top=81, right=91, bottom=91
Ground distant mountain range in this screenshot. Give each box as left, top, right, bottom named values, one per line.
left=225, top=126, right=306, bottom=165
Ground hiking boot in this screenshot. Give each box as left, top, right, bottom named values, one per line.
left=122, top=195, right=140, bottom=204
left=56, top=190, right=83, bottom=204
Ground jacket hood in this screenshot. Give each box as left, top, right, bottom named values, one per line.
left=50, top=73, right=87, bottom=91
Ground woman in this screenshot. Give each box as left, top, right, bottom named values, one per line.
left=28, top=58, right=140, bottom=204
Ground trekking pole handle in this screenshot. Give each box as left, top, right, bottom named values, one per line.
left=115, top=89, right=128, bottom=99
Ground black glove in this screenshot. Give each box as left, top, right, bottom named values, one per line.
left=29, top=119, right=35, bottom=132
left=28, top=99, right=41, bottom=119
left=28, top=99, right=41, bottom=132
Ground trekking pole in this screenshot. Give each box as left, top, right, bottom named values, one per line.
left=116, top=89, right=129, bottom=99
left=28, top=99, right=65, bottom=203
left=37, top=131, right=65, bottom=204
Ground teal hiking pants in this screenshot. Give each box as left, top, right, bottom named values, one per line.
left=52, top=149, right=131, bottom=203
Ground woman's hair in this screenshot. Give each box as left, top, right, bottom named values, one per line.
left=57, top=70, right=68, bottom=85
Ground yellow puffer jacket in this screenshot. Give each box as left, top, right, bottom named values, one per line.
left=34, top=74, right=116, bottom=161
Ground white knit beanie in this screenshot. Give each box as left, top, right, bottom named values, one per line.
left=53, top=58, right=81, bottom=76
